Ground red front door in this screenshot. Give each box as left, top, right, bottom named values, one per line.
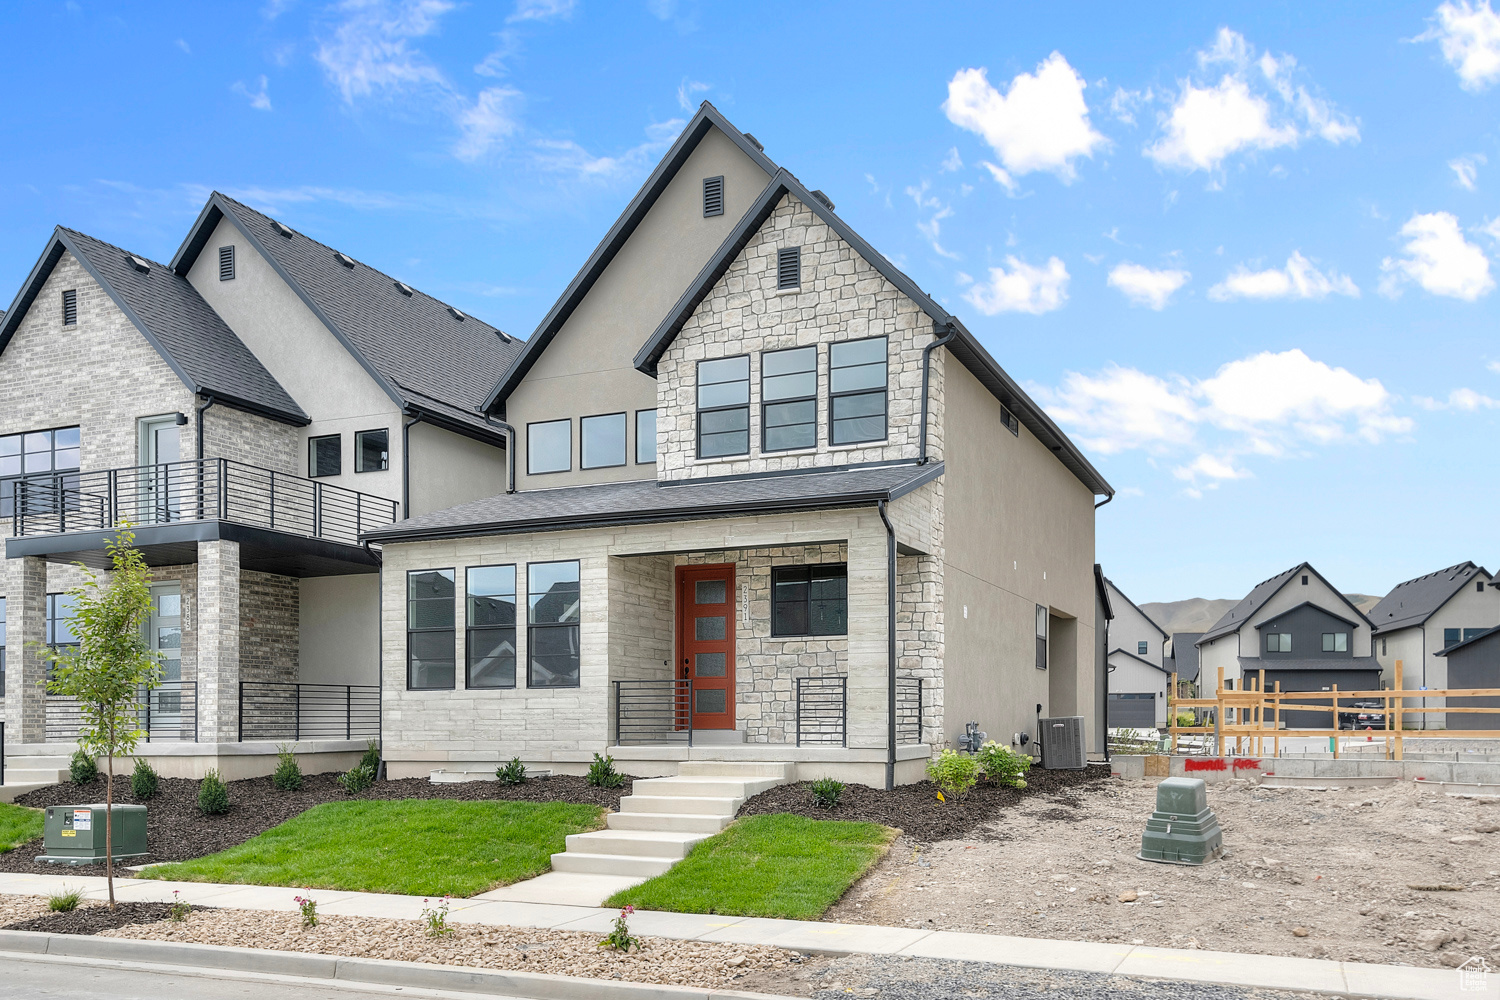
left=677, top=564, right=736, bottom=730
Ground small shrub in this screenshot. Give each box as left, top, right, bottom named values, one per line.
left=69, top=750, right=98, bottom=786
left=359, top=739, right=381, bottom=775
left=167, top=890, right=190, bottom=922
left=272, top=742, right=303, bottom=792
left=48, top=886, right=84, bottom=912
left=197, top=768, right=231, bottom=815
left=926, top=748, right=979, bottom=800
left=809, top=777, right=845, bottom=810
left=598, top=905, right=639, bottom=952
left=586, top=752, right=625, bottom=789
left=975, top=740, right=1032, bottom=789
left=338, top=763, right=375, bottom=795
left=130, top=757, right=159, bottom=801
left=294, top=893, right=318, bottom=928
left=496, top=757, right=528, bottom=785
left=1174, top=711, right=1196, bottom=728
left=421, top=895, right=453, bottom=937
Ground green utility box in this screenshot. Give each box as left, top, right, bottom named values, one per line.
left=37, top=804, right=148, bottom=866
left=1138, top=777, right=1223, bottom=865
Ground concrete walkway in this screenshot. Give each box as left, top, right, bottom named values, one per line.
left=0, top=871, right=1488, bottom=1000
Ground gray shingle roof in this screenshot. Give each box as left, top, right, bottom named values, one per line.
left=171, top=193, right=522, bottom=439
left=1168, top=632, right=1203, bottom=683
left=1199, top=564, right=1305, bottom=644
left=0, top=228, right=306, bottom=424
left=1369, top=561, right=1489, bottom=636
left=362, top=461, right=942, bottom=543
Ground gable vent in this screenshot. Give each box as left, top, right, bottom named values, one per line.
left=126, top=254, right=151, bottom=274
left=218, top=245, right=235, bottom=282
left=447, top=305, right=466, bottom=321
left=810, top=189, right=835, bottom=211
left=272, top=220, right=294, bottom=238
left=702, top=175, right=725, bottom=217
left=336, top=252, right=356, bottom=269
left=394, top=281, right=414, bottom=297
left=776, top=247, right=801, bottom=291
left=61, top=289, right=77, bottom=326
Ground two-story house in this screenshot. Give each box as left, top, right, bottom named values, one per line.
left=0, top=195, right=517, bottom=777
left=365, top=103, right=1114, bottom=788
left=1100, top=576, right=1170, bottom=728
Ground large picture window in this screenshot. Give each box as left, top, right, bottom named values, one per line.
left=635, top=409, right=657, bottom=464
left=771, top=565, right=848, bottom=637
left=830, top=337, right=888, bottom=445
left=762, top=346, right=817, bottom=452
left=407, top=569, right=455, bottom=689
left=696, top=355, right=750, bottom=458
left=467, top=565, right=517, bottom=689
left=1, top=426, right=81, bottom=518
left=527, top=419, right=571, bottom=475
left=528, top=561, right=580, bottom=688
left=581, top=412, right=626, bottom=469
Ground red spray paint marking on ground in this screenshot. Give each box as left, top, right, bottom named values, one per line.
left=1183, top=758, right=1227, bottom=772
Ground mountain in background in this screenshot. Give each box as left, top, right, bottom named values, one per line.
left=1141, top=595, right=1382, bottom=635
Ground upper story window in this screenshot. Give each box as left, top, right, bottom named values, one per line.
left=776, top=248, right=801, bottom=291
left=581, top=413, right=626, bottom=470
left=466, top=565, right=516, bottom=689
left=61, top=289, right=77, bottom=326
left=703, top=176, right=725, bottom=218
left=829, top=337, right=888, bottom=445
left=771, top=565, right=848, bottom=637
left=355, top=429, right=389, bottom=473
left=309, top=434, right=341, bottom=478
left=1001, top=405, right=1019, bottom=436
left=47, top=592, right=78, bottom=648
left=697, top=355, right=750, bottom=459
left=1446, top=627, right=1489, bottom=647
left=407, top=569, right=456, bottom=690
left=218, top=245, right=236, bottom=281
left=528, top=560, right=580, bottom=688
left=1266, top=632, right=1292, bottom=653
left=527, top=419, right=571, bottom=475
left=762, top=346, right=817, bottom=453
left=1321, top=632, right=1349, bottom=652
left=1, top=426, right=81, bottom=518
left=1137, top=640, right=1148, bottom=656
left=635, top=409, right=657, bottom=465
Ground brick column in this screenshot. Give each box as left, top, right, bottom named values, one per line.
left=6, top=556, right=49, bottom=743
left=196, top=539, right=241, bottom=743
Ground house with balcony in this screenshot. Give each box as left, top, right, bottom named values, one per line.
left=364, top=103, right=1114, bottom=788
left=0, top=195, right=517, bottom=777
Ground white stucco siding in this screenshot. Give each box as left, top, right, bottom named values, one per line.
left=1103, top=580, right=1165, bottom=666
left=1421, top=573, right=1500, bottom=694
left=299, top=575, right=380, bottom=686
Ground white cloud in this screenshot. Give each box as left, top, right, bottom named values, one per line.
left=1208, top=251, right=1359, bottom=301
left=1415, top=387, right=1500, bottom=409
left=1417, top=0, right=1500, bottom=91
left=1490, top=359, right=1500, bottom=373
left=533, top=118, right=684, bottom=180
left=677, top=78, right=710, bottom=111
left=1173, top=453, right=1251, bottom=485
left=175, top=38, right=191, bottom=54
left=940, top=147, right=963, bottom=172
left=315, top=0, right=454, bottom=103
left=1107, top=262, right=1190, bottom=309
left=507, top=0, right=576, bottom=22
left=943, top=52, right=1106, bottom=189
left=453, top=86, right=521, bottom=161
left=1109, top=86, right=1153, bottom=126
left=963, top=256, right=1070, bottom=315
left=474, top=31, right=519, bottom=76
left=231, top=75, right=273, bottom=111
left=1450, top=153, right=1485, bottom=189
left=1379, top=211, right=1495, bottom=300
left=905, top=181, right=960, bottom=259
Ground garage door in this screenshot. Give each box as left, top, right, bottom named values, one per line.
left=1108, top=692, right=1156, bottom=728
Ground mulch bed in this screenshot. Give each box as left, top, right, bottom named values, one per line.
left=0, top=772, right=631, bottom=874
left=3, top=900, right=206, bottom=935
left=736, top=764, right=1112, bottom=841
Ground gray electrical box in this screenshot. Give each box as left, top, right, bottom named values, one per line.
left=1039, top=716, right=1087, bottom=769
left=37, top=804, right=148, bottom=865
left=1138, top=777, right=1223, bottom=865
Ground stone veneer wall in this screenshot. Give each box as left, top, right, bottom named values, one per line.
left=607, top=554, right=674, bottom=683
left=239, top=570, right=299, bottom=685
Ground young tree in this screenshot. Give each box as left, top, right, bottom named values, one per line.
left=39, top=526, right=162, bottom=909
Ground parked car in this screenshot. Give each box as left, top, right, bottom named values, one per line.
left=1338, top=700, right=1387, bottom=730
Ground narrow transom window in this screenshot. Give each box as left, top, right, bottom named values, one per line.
left=776, top=247, right=801, bottom=290
left=771, top=565, right=848, bottom=637
left=635, top=409, right=657, bottom=465
left=407, top=569, right=456, bottom=690
left=467, top=565, right=517, bottom=689
left=581, top=412, right=626, bottom=469
left=703, top=175, right=725, bottom=217
left=762, top=346, right=817, bottom=452
left=1001, top=405, right=1019, bottom=436
left=61, top=289, right=77, bottom=326
left=829, top=337, right=888, bottom=445
left=218, top=245, right=235, bottom=281
left=308, top=434, right=341, bottom=477
left=355, top=429, right=389, bottom=472
left=528, top=561, right=581, bottom=688
left=697, top=355, right=750, bottom=458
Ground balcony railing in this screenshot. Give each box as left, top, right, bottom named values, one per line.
left=795, top=676, right=847, bottom=747
left=13, top=458, right=399, bottom=546
left=238, top=681, right=380, bottom=741
left=614, top=678, right=694, bottom=746
left=45, top=681, right=199, bottom=743
left=896, top=676, right=924, bottom=745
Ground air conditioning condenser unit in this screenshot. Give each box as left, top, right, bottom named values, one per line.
left=1040, top=715, right=1086, bottom=769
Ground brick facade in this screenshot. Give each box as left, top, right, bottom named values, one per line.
left=239, top=570, right=299, bottom=685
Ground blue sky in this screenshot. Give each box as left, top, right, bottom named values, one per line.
left=2, top=1, right=1498, bottom=604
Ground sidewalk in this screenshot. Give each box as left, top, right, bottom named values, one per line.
left=0, top=871, right=1489, bottom=1000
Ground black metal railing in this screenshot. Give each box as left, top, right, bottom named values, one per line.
left=44, top=682, right=199, bottom=743
left=614, top=678, right=694, bottom=746
left=238, top=681, right=380, bottom=741
left=795, top=676, right=847, bottom=747
left=896, top=676, right=924, bottom=745
left=13, top=458, right=399, bottom=546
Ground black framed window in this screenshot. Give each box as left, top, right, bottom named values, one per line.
left=527, top=561, right=580, bottom=688
left=355, top=429, right=389, bottom=472
left=1137, top=640, right=1148, bottom=656
left=467, top=565, right=516, bottom=689
left=1465, top=627, right=1489, bottom=641
left=0, top=596, right=7, bottom=694
left=1001, top=406, right=1019, bottom=436
left=1444, top=627, right=1461, bottom=648
left=309, top=434, right=341, bottom=477
left=1321, top=632, right=1348, bottom=652
left=61, top=289, right=77, bottom=326
left=407, top=569, right=455, bottom=689
left=1266, top=633, right=1292, bottom=652
left=830, top=337, right=888, bottom=445
left=1035, top=605, right=1048, bottom=670
left=1, top=426, right=81, bottom=519
left=527, top=419, right=571, bottom=475
left=771, top=565, right=848, bottom=637
left=46, top=592, right=78, bottom=648
left=697, top=356, right=750, bottom=458
left=581, top=413, right=626, bottom=469
left=762, top=346, right=817, bottom=452
left=635, top=409, right=657, bottom=464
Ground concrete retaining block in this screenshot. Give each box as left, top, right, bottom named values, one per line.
left=1110, top=756, right=1145, bottom=779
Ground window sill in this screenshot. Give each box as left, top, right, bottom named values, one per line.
left=827, top=439, right=890, bottom=452
left=773, top=287, right=803, bottom=297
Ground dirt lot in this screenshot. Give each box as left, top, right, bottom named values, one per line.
left=825, top=777, right=1500, bottom=969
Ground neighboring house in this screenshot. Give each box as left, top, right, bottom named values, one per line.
left=1196, top=562, right=1380, bottom=729
left=1434, top=626, right=1500, bottom=731
left=1369, top=561, right=1498, bottom=729
left=364, top=103, right=1114, bottom=787
left=0, top=196, right=518, bottom=768
left=1164, top=631, right=1203, bottom=697
left=1101, top=576, right=1170, bottom=728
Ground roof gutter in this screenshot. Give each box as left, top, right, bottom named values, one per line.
left=484, top=415, right=518, bottom=494
left=878, top=499, right=898, bottom=792
left=919, top=321, right=956, bottom=466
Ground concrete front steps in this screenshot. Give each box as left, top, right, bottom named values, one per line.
left=0, top=753, right=72, bottom=803
left=548, top=761, right=792, bottom=880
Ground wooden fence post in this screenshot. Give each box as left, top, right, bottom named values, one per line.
left=1331, top=683, right=1340, bottom=759
left=1393, top=659, right=1404, bottom=761
left=1169, top=672, right=1179, bottom=754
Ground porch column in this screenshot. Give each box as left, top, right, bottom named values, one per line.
left=6, top=556, right=49, bottom=743
left=846, top=513, right=891, bottom=750
left=196, top=539, right=241, bottom=743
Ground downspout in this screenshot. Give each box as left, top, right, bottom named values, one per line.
left=1095, top=493, right=1114, bottom=510
left=877, top=500, right=897, bottom=791
left=483, top=415, right=518, bottom=494
left=195, top=395, right=217, bottom=460
left=1102, top=607, right=1110, bottom=762
left=919, top=322, right=956, bottom=465
left=401, top=412, right=424, bottom=519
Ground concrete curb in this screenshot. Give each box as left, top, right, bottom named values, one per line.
left=0, top=930, right=789, bottom=1000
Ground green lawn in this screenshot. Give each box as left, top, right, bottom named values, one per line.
left=143, top=799, right=605, bottom=897
left=0, top=803, right=44, bottom=854
left=606, top=813, right=896, bottom=920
